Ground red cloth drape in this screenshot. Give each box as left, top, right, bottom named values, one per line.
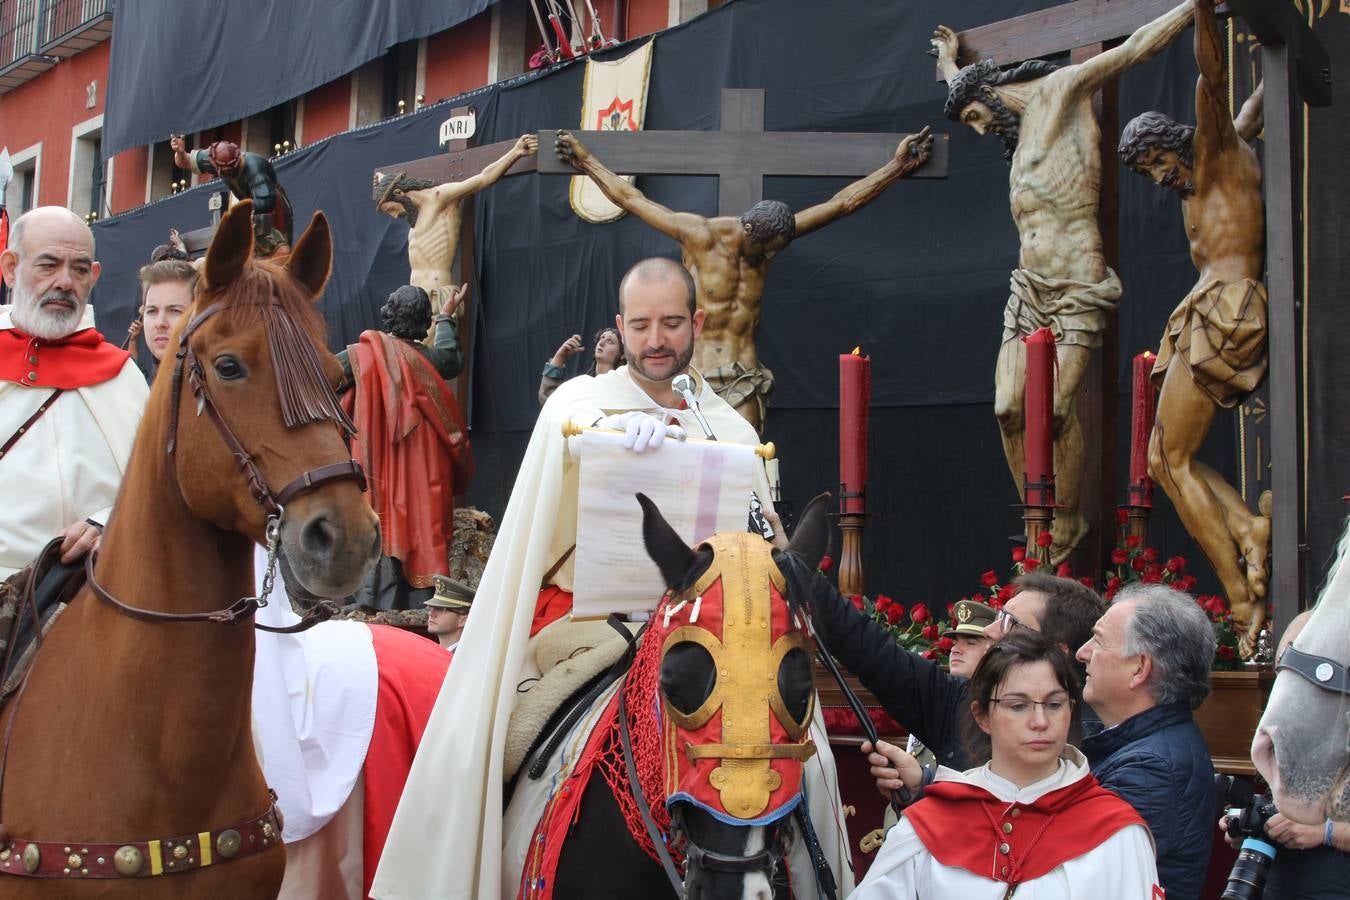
left=0, top=326, right=129, bottom=388
left=343, top=331, right=472, bottom=587
left=361, top=624, right=452, bottom=898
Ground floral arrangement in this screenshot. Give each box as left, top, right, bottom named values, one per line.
left=1100, top=512, right=1241, bottom=670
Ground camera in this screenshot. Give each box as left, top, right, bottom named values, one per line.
left=1215, top=774, right=1279, bottom=900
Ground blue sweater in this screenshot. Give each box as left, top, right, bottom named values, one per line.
left=1083, top=701, right=1216, bottom=900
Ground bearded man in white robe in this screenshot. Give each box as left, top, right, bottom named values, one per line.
left=373, top=258, right=854, bottom=898
left=0, top=207, right=147, bottom=578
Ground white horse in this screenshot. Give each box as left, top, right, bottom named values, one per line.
left=1252, top=517, right=1350, bottom=825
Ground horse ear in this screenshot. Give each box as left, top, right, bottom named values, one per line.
left=637, top=492, right=697, bottom=589
left=786, top=492, right=832, bottom=569
left=204, top=199, right=254, bottom=290
left=286, top=211, right=333, bottom=300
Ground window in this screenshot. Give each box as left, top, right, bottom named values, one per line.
left=5, top=143, right=40, bottom=216
left=382, top=39, right=418, bottom=118
left=69, top=115, right=106, bottom=218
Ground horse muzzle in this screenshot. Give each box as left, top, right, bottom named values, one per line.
left=277, top=493, right=380, bottom=598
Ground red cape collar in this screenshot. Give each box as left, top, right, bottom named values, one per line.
left=903, top=770, right=1145, bottom=884
left=1, top=325, right=131, bottom=388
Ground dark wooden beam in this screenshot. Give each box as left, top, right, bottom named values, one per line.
left=1225, top=0, right=1331, bottom=106
left=374, top=138, right=538, bottom=186
left=938, top=0, right=1180, bottom=73
left=1261, top=46, right=1307, bottom=636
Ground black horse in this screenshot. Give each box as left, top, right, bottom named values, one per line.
left=516, top=493, right=836, bottom=900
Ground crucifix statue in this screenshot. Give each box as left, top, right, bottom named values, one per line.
left=373, top=133, right=537, bottom=312
left=934, top=0, right=1194, bottom=563
left=540, top=89, right=945, bottom=432
left=1119, top=0, right=1270, bottom=655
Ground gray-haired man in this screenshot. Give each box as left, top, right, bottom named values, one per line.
left=1076, top=583, right=1217, bottom=900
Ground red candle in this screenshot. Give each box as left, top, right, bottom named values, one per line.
left=1023, top=328, right=1055, bottom=507
left=1129, top=351, right=1157, bottom=506
left=839, top=348, right=870, bottom=515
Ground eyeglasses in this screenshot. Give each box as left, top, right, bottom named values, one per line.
left=995, top=608, right=1027, bottom=633
left=990, top=696, right=1074, bottom=716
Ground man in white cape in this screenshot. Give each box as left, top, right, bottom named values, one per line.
left=372, top=258, right=853, bottom=898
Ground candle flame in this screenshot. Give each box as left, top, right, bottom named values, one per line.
left=851, top=346, right=861, bottom=356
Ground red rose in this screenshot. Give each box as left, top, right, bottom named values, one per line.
left=818, top=554, right=834, bottom=573
left=936, top=636, right=954, bottom=652
left=980, top=570, right=999, bottom=587
left=988, top=597, right=1004, bottom=610
left=849, top=594, right=865, bottom=611
left=885, top=604, right=905, bottom=625
left=1166, top=556, right=1186, bottom=573
left=1131, top=556, right=1146, bottom=572
left=922, top=624, right=939, bottom=640
left=1012, top=547, right=1026, bottom=563
left=1022, top=558, right=1040, bottom=572
left=1079, top=576, right=1095, bottom=588
left=1125, top=535, right=1142, bottom=548
left=997, top=584, right=1016, bottom=602
left=1145, top=563, right=1163, bottom=578
left=1111, top=549, right=1129, bottom=565
left=874, top=594, right=893, bottom=612
left=1143, top=547, right=1159, bottom=562
left=1105, top=586, right=1118, bottom=600
left=946, top=602, right=956, bottom=618
left=1056, top=563, right=1073, bottom=577
left=1217, top=645, right=1236, bottom=661
left=1107, top=576, right=1123, bottom=591
left=1179, top=575, right=1197, bottom=591
left=1116, top=509, right=1129, bottom=525
left=1036, top=531, right=1053, bottom=549
left=911, top=603, right=931, bottom=624
left=1142, top=572, right=1162, bottom=584
left=921, top=649, right=936, bottom=660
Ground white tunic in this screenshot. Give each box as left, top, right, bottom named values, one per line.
left=852, top=748, right=1160, bottom=900
left=0, top=308, right=147, bottom=578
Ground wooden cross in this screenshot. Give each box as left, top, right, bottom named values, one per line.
left=535, top=88, right=949, bottom=216
left=1225, top=0, right=1331, bottom=642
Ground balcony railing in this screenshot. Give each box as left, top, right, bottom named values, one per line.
left=0, top=0, right=110, bottom=93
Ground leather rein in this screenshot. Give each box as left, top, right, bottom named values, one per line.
left=85, top=296, right=367, bottom=633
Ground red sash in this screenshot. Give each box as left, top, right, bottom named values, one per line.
left=0, top=326, right=130, bottom=388
left=904, top=771, right=1146, bottom=884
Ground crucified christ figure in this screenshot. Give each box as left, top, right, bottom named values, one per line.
left=933, top=1, right=1193, bottom=562
left=373, top=134, right=537, bottom=312
left=1120, top=0, right=1269, bottom=656
left=555, top=127, right=934, bottom=432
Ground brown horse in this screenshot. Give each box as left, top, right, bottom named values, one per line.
left=0, top=200, right=380, bottom=898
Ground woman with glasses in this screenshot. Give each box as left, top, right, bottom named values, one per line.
left=853, top=631, right=1160, bottom=898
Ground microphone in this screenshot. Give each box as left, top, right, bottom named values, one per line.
left=671, top=373, right=716, bottom=440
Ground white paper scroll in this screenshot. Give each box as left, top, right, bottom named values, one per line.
left=572, top=430, right=758, bottom=619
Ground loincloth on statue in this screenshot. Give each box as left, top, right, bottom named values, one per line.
left=703, top=362, right=774, bottom=420
left=1152, top=277, right=1268, bottom=408
left=1002, top=267, right=1123, bottom=348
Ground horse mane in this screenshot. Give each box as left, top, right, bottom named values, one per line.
left=204, top=258, right=355, bottom=435
left=1313, top=514, right=1350, bottom=611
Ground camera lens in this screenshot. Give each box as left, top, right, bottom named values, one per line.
left=1222, top=837, right=1277, bottom=900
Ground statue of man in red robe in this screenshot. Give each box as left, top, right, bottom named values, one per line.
left=338, top=284, right=473, bottom=609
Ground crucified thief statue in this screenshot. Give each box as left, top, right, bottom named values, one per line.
left=555, top=127, right=934, bottom=432
left=374, top=134, right=538, bottom=311
left=933, top=1, right=1193, bottom=562
left=1120, top=0, right=1269, bottom=655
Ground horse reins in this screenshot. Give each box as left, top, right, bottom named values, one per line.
left=82, top=297, right=367, bottom=632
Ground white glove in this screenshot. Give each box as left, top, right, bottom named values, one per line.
left=597, top=411, right=687, bottom=453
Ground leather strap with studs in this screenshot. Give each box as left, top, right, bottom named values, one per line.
left=0, top=802, right=282, bottom=879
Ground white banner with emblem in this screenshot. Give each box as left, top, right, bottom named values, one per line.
left=570, top=40, right=654, bottom=224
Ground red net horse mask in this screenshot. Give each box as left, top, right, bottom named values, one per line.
left=658, top=532, right=816, bottom=826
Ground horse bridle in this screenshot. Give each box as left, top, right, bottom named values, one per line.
left=86, top=297, right=368, bottom=631
left=1277, top=645, right=1350, bottom=698
left=671, top=805, right=785, bottom=897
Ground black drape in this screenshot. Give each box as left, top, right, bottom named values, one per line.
left=103, top=0, right=498, bottom=157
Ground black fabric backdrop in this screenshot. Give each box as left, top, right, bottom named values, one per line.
left=91, top=0, right=1297, bottom=605
left=102, top=0, right=498, bottom=157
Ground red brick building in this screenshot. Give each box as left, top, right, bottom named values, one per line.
left=0, top=0, right=718, bottom=219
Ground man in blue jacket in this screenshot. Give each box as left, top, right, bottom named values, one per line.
left=1077, top=583, right=1217, bottom=900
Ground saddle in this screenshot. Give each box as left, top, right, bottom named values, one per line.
left=0, top=539, right=86, bottom=705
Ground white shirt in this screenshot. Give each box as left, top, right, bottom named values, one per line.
left=853, top=748, right=1160, bottom=900
left=0, top=308, right=147, bottom=578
